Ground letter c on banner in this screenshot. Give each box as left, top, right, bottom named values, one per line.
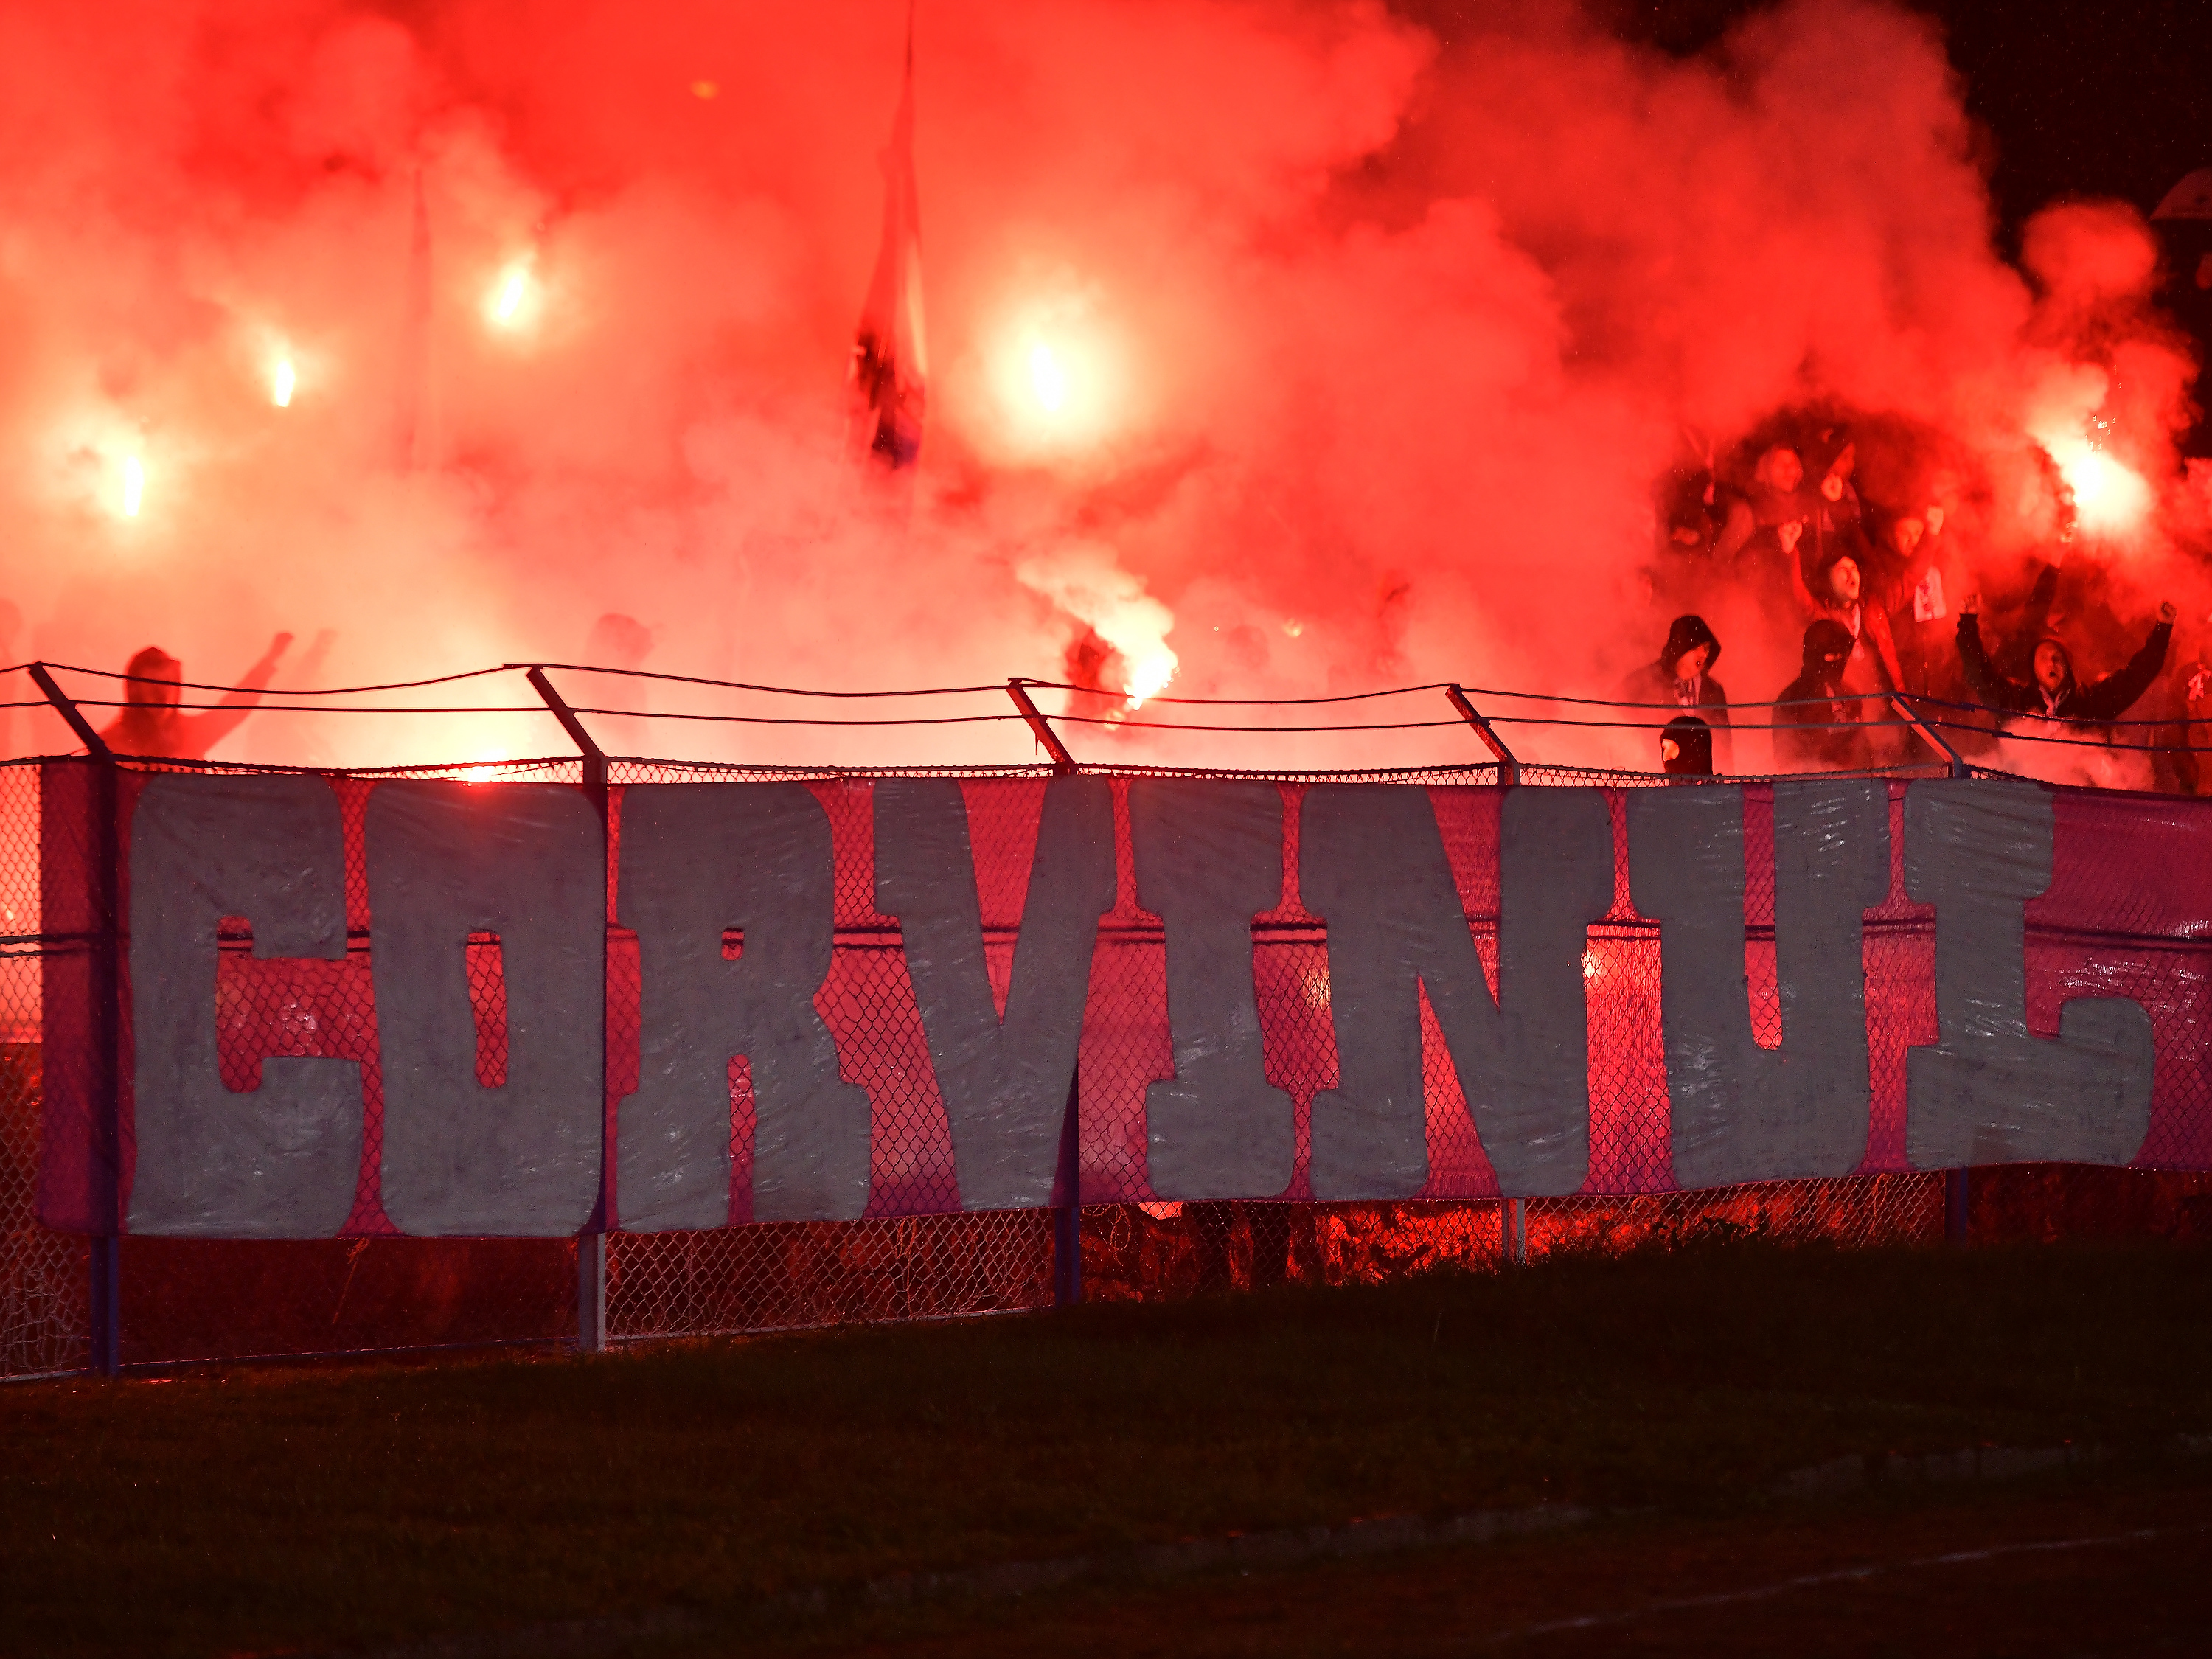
left=1129, top=779, right=1295, bottom=1200
left=1905, top=779, right=2153, bottom=1166
left=128, top=774, right=359, bottom=1237
left=367, top=781, right=604, bottom=1236
left=616, top=784, right=870, bottom=1227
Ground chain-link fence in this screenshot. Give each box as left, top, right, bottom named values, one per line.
left=9, top=748, right=2212, bottom=1380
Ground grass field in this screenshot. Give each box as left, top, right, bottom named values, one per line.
left=3, top=1239, right=2208, bottom=1657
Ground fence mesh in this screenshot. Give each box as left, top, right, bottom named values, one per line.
left=6, top=751, right=2210, bottom=1379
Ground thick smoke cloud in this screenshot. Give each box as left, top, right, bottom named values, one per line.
left=0, top=0, right=2199, bottom=771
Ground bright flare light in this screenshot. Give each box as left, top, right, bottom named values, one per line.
left=271, top=358, right=296, bottom=408
left=484, top=257, right=540, bottom=332
left=2043, top=433, right=2152, bottom=539
left=1029, top=344, right=1068, bottom=413
left=1124, top=647, right=1177, bottom=710
left=119, top=454, right=144, bottom=518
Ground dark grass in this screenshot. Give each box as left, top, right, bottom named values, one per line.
left=3, top=1239, right=2208, bottom=1658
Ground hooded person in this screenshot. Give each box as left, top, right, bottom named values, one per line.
left=1773, top=619, right=1874, bottom=771
left=1798, top=551, right=1905, bottom=703
left=1618, top=614, right=1732, bottom=770
left=97, top=633, right=292, bottom=760
left=1660, top=714, right=1713, bottom=777
left=1957, top=593, right=2176, bottom=725
left=1711, top=442, right=1806, bottom=564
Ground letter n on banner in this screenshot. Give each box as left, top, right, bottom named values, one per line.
left=366, top=781, right=604, bottom=1235
left=128, top=774, right=360, bottom=1237
left=874, top=777, right=1113, bottom=1211
left=616, top=785, right=871, bottom=1228
left=1627, top=782, right=1889, bottom=1188
left=1128, top=780, right=1296, bottom=1200
left=1300, top=785, right=1613, bottom=1200
left=1905, top=779, right=2152, bottom=1166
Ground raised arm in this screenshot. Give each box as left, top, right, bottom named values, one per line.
left=178, top=632, right=291, bottom=759
left=2080, top=605, right=2176, bottom=723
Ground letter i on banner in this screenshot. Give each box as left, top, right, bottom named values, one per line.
left=1128, top=780, right=1296, bottom=1200
left=1301, top=785, right=1613, bottom=1200
left=616, top=785, right=871, bottom=1228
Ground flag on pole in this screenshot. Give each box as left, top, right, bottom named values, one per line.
left=849, top=14, right=926, bottom=470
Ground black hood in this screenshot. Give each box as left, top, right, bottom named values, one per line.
left=1801, top=619, right=1855, bottom=675
left=1660, top=614, right=1722, bottom=678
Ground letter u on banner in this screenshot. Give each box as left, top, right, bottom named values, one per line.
left=616, top=784, right=870, bottom=1228
left=1905, top=779, right=2153, bottom=1166
left=367, top=781, right=604, bottom=1236
left=1627, top=781, right=1889, bottom=1188
left=129, top=774, right=359, bottom=1237
left=1301, top=785, right=1613, bottom=1200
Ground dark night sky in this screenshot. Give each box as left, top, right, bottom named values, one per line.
left=1409, top=1, right=2212, bottom=242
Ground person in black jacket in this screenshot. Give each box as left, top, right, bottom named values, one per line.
left=1774, top=620, right=1872, bottom=771
left=1619, top=614, right=1731, bottom=769
left=1660, top=714, right=1713, bottom=776
left=1958, top=593, right=2177, bottom=723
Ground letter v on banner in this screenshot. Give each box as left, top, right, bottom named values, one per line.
left=1904, top=779, right=2153, bottom=1167
left=1627, top=782, right=1890, bottom=1187
left=874, top=777, right=1114, bottom=1211
left=1300, top=785, right=1613, bottom=1200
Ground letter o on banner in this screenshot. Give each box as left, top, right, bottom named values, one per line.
left=367, top=781, right=604, bottom=1236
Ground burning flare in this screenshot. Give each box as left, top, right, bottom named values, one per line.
left=2041, top=429, right=2152, bottom=540
left=118, top=453, right=144, bottom=518
left=270, top=358, right=296, bottom=408
left=484, top=257, right=539, bottom=332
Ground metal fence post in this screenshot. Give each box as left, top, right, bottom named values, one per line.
left=1051, top=1067, right=1082, bottom=1307
left=31, top=665, right=122, bottom=1376
left=1944, top=1167, right=1972, bottom=1242
left=522, top=667, right=613, bottom=1354
left=1504, top=1197, right=1528, bottom=1266
left=1006, top=680, right=1077, bottom=775
left=1889, top=694, right=1969, bottom=779
left=1445, top=684, right=1520, bottom=785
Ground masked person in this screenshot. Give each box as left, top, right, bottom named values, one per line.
left=1773, top=620, right=1874, bottom=771
left=1957, top=594, right=2175, bottom=726
left=1620, top=615, right=1731, bottom=771
left=98, top=633, right=292, bottom=759
left=1660, top=714, right=1713, bottom=777
left=1801, top=552, right=1905, bottom=700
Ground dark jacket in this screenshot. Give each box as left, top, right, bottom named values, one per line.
left=1957, top=611, right=2173, bottom=723
left=1774, top=620, right=1874, bottom=771
left=1621, top=615, right=1733, bottom=768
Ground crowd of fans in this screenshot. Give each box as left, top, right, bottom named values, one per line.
left=1628, top=412, right=2191, bottom=785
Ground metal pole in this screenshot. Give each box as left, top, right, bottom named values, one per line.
left=1445, top=684, right=1520, bottom=785
left=31, top=666, right=122, bottom=1375
left=521, top=667, right=612, bottom=1353
left=1051, top=1066, right=1082, bottom=1307
left=1504, top=1197, right=1527, bottom=1267
left=1005, top=680, right=1077, bottom=776
left=1944, top=1168, right=1971, bottom=1242
left=1889, top=694, right=1969, bottom=779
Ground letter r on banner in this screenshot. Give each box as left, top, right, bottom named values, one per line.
left=616, top=784, right=871, bottom=1228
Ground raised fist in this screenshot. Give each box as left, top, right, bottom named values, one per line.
left=2160, top=602, right=2178, bottom=624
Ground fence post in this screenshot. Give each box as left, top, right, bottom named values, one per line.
left=1889, top=694, right=1969, bottom=779
left=1504, top=1197, right=1528, bottom=1267
left=1944, top=1168, right=1972, bottom=1242
left=1051, top=1067, right=1082, bottom=1307
left=31, top=666, right=122, bottom=1377
left=1005, top=680, right=1077, bottom=776
left=522, top=667, right=613, bottom=1354
left=1445, top=685, right=1519, bottom=785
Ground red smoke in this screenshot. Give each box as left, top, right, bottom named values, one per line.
left=0, top=0, right=2199, bottom=772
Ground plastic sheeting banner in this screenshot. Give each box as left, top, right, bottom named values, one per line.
left=36, top=767, right=2212, bottom=1238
